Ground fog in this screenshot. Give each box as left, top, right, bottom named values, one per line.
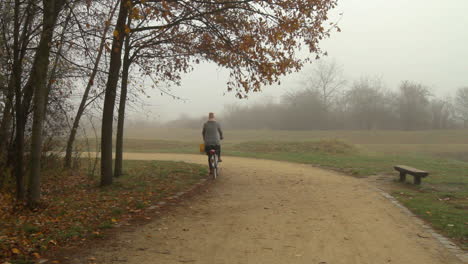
left=130, top=0, right=468, bottom=123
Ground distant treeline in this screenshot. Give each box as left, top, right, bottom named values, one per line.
left=167, top=63, right=468, bottom=130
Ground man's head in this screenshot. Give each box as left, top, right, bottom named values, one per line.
left=208, top=112, right=215, bottom=120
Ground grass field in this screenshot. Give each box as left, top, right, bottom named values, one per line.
left=94, top=127, right=468, bottom=249
left=124, top=127, right=468, bottom=144
left=114, top=127, right=468, bottom=158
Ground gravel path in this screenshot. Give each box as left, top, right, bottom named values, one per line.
left=83, top=153, right=462, bottom=264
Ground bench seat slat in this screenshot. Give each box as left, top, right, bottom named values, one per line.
left=395, top=165, right=427, bottom=173
left=394, top=165, right=428, bottom=177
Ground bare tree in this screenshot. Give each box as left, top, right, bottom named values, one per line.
left=64, top=1, right=119, bottom=168
left=281, top=89, right=327, bottom=130
left=302, top=61, right=346, bottom=129
left=345, top=77, right=387, bottom=130
left=114, top=14, right=133, bottom=178
left=0, top=0, right=41, bottom=199
left=397, top=81, right=431, bottom=130
left=27, top=0, right=67, bottom=207
left=100, top=0, right=130, bottom=186
left=454, top=87, right=468, bottom=127
left=430, top=98, right=453, bottom=129
left=306, top=61, right=346, bottom=111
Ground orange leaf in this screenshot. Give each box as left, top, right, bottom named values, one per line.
left=11, top=248, right=21, bottom=254
left=33, top=252, right=41, bottom=259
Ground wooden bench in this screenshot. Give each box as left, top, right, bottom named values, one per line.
left=394, top=165, right=429, bottom=185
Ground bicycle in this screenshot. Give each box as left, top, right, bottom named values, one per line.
left=207, top=147, right=220, bottom=179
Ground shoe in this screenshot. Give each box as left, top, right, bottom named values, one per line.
left=218, top=158, right=222, bottom=162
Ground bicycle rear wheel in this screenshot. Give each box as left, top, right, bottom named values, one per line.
left=209, top=154, right=218, bottom=179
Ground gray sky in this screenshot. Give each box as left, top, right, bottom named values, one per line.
left=134, top=0, right=468, bottom=122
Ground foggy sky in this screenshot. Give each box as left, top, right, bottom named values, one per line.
left=133, top=0, right=468, bottom=122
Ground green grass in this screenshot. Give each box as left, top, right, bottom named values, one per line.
left=11, top=259, right=34, bottom=264
left=226, top=149, right=468, bottom=183
left=121, top=128, right=468, bottom=144
left=21, top=224, right=40, bottom=234
left=230, top=139, right=356, bottom=154
left=394, top=190, right=468, bottom=248
left=77, top=128, right=468, bottom=159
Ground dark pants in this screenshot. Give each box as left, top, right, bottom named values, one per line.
left=205, top=145, right=221, bottom=169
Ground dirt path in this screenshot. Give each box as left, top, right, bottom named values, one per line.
left=86, top=153, right=462, bottom=264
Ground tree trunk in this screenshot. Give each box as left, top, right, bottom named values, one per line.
left=27, top=0, right=65, bottom=207
left=0, top=0, right=22, bottom=166
left=114, top=15, right=132, bottom=178
left=64, top=2, right=119, bottom=168
left=0, top=80, right=14, bottom=162
left=100, top=1, right=129, bottom=186
left=14, top=0, right=37, bottom=200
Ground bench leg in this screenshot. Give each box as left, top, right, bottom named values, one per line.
left=399, top=172, right=406, bottom=182
left=414, top=176, right=421, bottom=185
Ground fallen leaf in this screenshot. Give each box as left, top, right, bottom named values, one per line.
left=11, top=248, right=21, bottom=254
left=33, top=252, right=41, bottom=259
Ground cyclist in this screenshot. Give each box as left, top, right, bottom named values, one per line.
left=202, top=112, right=223, bottom=174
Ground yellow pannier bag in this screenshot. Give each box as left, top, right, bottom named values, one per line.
left=199, top=143, right=205, bottom=153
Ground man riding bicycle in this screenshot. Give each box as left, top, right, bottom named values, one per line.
left=202, top=112, right=223, bottom=174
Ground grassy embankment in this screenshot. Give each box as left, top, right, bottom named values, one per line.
left=0, top=159, right=207, bottom=263
left=113, top=128, right=468, bottom=249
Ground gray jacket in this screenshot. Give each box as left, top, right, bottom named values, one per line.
left=202, top=120, right=223, bottom=145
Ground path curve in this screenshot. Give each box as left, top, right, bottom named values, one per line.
left=88, top=153, right=462, bottom=264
